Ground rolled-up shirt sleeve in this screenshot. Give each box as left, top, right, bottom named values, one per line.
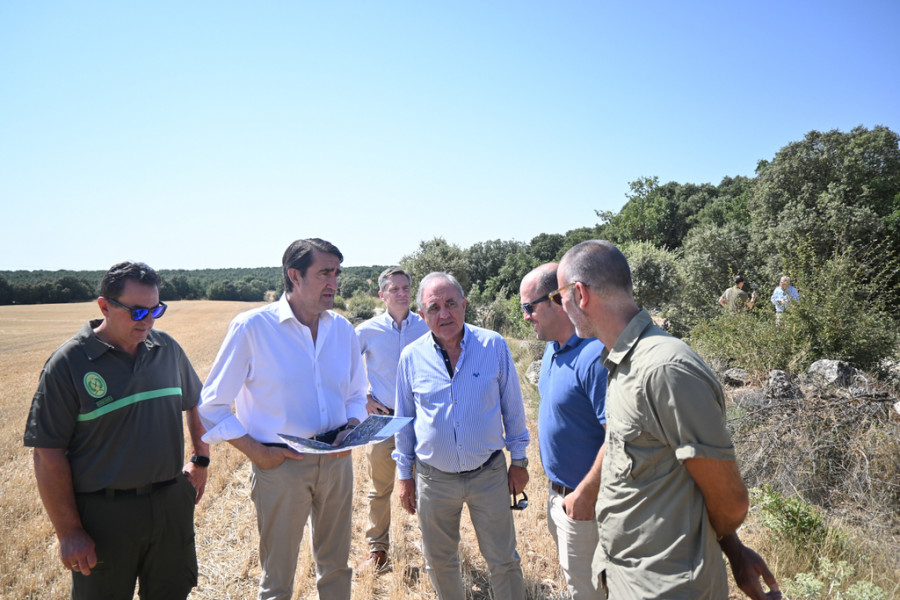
left=199, top=319, right=251, bottom=444
left=645, top=363, right=736, bottom=463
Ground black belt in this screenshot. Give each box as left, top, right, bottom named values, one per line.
left=88, top=477, right=178, bottom=499
left=458, top=450, right=502, bottom=474
left=551, top=482, right=575, bottom=497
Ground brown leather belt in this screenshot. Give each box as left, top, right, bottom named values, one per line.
left=551, top=482, right=575, bottom=497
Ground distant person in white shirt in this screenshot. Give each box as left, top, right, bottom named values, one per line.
left=770, top=276, right=800, bottom=323
left=198, top=238, right=368, bottom=600
left=354, top=267, right=429, bottom=573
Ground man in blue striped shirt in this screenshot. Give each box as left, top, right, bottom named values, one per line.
left=393, top=272, right=530, bottom=600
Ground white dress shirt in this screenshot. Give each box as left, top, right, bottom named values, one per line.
left=199, top=294, right=368, bottom=445
left=356, top=310, right=429, bottom=409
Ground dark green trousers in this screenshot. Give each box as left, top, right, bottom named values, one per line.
left=72, top=474, right=197, bottom=600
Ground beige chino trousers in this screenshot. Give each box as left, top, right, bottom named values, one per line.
left=365, top=436, right=396, bottom=553
left=250, top=454, right=353, bottom=600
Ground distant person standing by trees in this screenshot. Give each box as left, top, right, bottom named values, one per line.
left=770, top=276, right=799, bottom=322
left=24, top=261, right=210, bottom=600
left=719, top=276, right=757, bottom=311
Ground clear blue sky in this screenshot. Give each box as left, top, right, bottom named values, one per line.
left=2, top=1, right=898, bottom=270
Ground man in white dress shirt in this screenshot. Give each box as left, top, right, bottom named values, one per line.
left=199, top=238, right=368, bottom=600
left=355, top=267, right=429, bottom=572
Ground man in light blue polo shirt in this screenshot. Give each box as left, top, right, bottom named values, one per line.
left=393, top=271, right=530, bottom=600
left=520, top=263, right=607, bottom=599
left=355, top=267, right=429, bottom=572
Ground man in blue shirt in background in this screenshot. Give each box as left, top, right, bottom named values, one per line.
left=355, top=267, right=429, bottom=573
left=394, top=271, right=530, bottom=600
left=520, top=263, right=608, bottom=599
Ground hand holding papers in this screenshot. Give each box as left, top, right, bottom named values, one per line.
left=279, top=414, right=412, bottom=454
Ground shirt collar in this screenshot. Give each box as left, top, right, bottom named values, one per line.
left=79, top=319, right=164, bottom=361
left=603, top=309, right=654, bottom=369
left=276, top=292, right=334, bottom=326
left=430, top=323, right=468, bottom=350
left=387, top=309, right=414, bottom=330
left=553, top=332, right=585, bottom=354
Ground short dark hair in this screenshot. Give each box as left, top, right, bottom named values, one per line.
left=378, top=267, right=412, bottom=292
left=282, top=238, right=343, bottom=292
left=735, top=275, right=745, bottom=285
left=99, top=261, right=161, bottom=300
left=561, top=240, right=633, bottom=296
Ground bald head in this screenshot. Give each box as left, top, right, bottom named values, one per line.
left=521, top=263, right=559, bottom=299
left=559, top=240, right=633, bottom=299
left=520, top=262, right=574, bottom=345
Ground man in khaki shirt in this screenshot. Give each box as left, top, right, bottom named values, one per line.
left=553, top=240, right=781, bottom=600
left=719, top=275, right=757, bottom=311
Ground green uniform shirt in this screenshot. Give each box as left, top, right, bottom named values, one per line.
left=600, top=310, right=734, bottom=599
left=24, top=320, right=201, bottom=493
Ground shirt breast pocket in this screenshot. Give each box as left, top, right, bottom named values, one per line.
left=606, top=415, right=642, bottom=480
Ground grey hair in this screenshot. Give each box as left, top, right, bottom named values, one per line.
left=560, top=240, right=633, bottom=297
left=416, top=272, right=465, bottom=307
left=378, top=267, right=412, bottom=292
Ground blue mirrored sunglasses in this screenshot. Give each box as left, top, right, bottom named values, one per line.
left=106, top=297, right=167, bottom=321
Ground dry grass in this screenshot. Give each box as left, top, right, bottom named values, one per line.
left=1, top=301, right=791, bottom=599
left=0, top=301, right=569, bottom=600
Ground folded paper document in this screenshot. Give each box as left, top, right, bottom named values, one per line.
left=278, top=414, right=412, bottom=454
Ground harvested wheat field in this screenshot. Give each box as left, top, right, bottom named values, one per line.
left=1, top=301, right=756, bottom=599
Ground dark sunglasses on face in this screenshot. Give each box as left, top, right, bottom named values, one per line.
left=510, top=490, right=529, bottom=511
left=549, top=281, right=580, bottom=306
left=521, top=295, right=551, bottom=315
left=106, top=297, right=167, bottom=321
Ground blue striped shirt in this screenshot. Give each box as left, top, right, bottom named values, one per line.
left=392, top=324, right=530, bottom=479
left=356, top=310, right=430, bottom=409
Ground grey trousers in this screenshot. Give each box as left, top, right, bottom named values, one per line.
left=415, top=452, right=525, bottom=600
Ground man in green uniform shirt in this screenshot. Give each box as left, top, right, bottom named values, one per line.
left=24, top=261, right=209, bottom=600
left=554, top=241, right=781, bottom=600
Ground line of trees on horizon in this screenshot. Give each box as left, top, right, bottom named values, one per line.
left=3, top=125, right=899, bottom=373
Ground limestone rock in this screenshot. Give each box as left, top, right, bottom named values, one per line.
left=525, top=360, right=542, bottom=386
left=766, top=370, right=802, bottom=399
left=806, top=359, right=856, bottom=387
left=724, top=368, right=752, bottom=387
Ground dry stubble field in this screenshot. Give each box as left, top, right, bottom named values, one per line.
left=0, top=300, right=569, bottom=600
left=1, top=301, right=761, bottom=599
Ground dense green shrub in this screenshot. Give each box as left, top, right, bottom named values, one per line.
left=751, top=485, right=830, bottom=547
left=691, top=310, right=798, bottom=373
left=347, top=293, right=377, bottom=321
left=691, top=239, right=899, bottom=374
left=618, top=241, right=682, bottom=311
left=783, top=557, right=888, bottom=600
left=472, top=296, right=532, bottom=339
